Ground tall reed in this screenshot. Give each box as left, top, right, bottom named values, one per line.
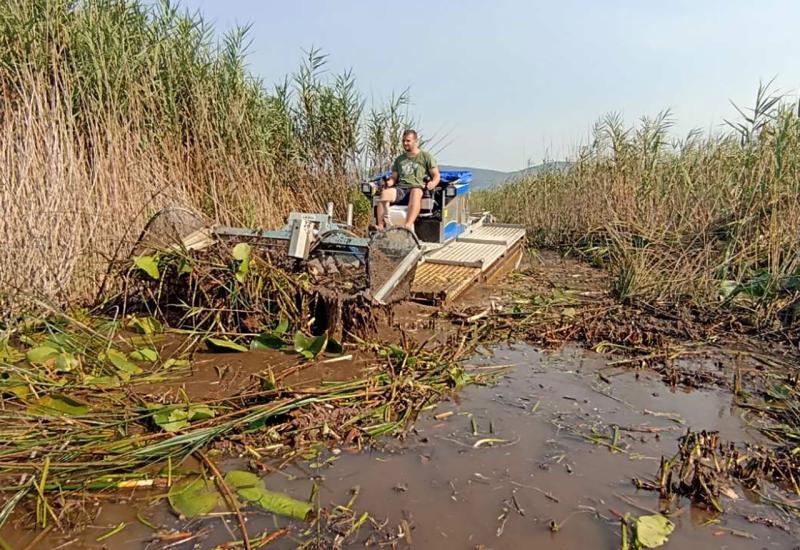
left=0, top=0, right=410, bottom=317
left=478, top=84, right=800, bottom=326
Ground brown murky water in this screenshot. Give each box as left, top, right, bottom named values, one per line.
left=5, top=344, right=797, bottom=549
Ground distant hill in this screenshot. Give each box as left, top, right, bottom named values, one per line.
left=440, top=161, right=571, bottom=191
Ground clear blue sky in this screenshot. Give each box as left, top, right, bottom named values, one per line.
left=174, top=0, right=800, bottom=172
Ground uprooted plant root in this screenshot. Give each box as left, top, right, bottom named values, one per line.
left=633, top=430, right=800, bottom=517
left=108, top=237, right=377, bottom=340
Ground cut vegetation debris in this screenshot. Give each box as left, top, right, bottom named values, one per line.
left=112, top=239, right=377, bottom=341
left=0, top=305, right=486, bottom=536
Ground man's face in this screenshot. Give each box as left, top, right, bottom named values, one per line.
left=402, top=134, right=417, bottom=152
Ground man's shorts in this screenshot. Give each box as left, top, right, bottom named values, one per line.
left=391, top=186, right=412, bottom=205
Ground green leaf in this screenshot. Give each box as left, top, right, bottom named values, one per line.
left=106, top=349, right=143, bottom=376
left=293, top=331, right=314, bottom=353
left=251, top=333, right=285, bottom=351
left=133, top=255, right=160, bottom=280
left=27, top=394, right=89, bottom=417
left=26, top=344, right=60, bottom=364
left=293, top=331, right=327, bottom=359
left=223, top=470, right=312, bottom=521
left=130, top=347, right=158, bottom=362
left=719, top=280, right=739, bottom=300
left=187, top=404, right=215, bottom=421
left=766, top=384, right=791, bottom=400
left=634, top=514, right=674, bottom=548
left=128, top=316, right=163, bottom=335
left=162, top=358, right=190, bottom=369
left=252, top=487, right=312, bottom=520
left=54, top=351, right=80, bottom=372
left=167, top=476, right=220, bottom=518
left=224, top=470, right=261, bottom=488
left=178, top=259, right=193, bottom=275
left=152, top=404, right=214, bottom=431
left=233, top=243, right=251, bottom=283
left=232, top=242, right=252, bottom=261
left=308, top=333, right=327, bottom=356
left=0, top=340, right=24, bottom=363
left=83, top=375, right=121, bottom=388
left=273, top=319, right=289, bottom=336
left=206, top=337, right=248, bottom=353
left=1, top=375, right=30, bottom=398
left=325, top=336, right=343, bottom=354
left=153, top=407, right=189, bottom=432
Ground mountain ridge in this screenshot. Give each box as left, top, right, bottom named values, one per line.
left=440, top=161, right=571, bottom=190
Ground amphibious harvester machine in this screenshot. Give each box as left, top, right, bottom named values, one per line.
left=143, top=171, right=526, bottom=306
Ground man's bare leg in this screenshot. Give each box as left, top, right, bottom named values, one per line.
left=375, top=187, right=397, bottom=230
left=404, top=188, right=423, bottom=231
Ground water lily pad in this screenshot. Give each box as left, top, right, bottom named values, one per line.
left=167, top=476, right=220, bottom=518
left=635, top=514, right=674, bottom=548
left=206, top=337, right=248, bottom=353
left=224, top=470, right=260, bottom=487
left=223, top=470, right=312, bottom=521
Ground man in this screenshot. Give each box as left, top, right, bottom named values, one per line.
left=376, top=129, right=440, bottom=231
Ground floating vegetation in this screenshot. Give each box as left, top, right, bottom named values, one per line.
left=0, top=307, right=485, bottom=535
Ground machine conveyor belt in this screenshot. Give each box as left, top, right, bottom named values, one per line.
left=411, top=223, right=526, bottom=303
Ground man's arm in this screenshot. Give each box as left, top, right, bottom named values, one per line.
left=384, top=170, right=399, bottom=187
left=426, top=166, right=441, bottom=190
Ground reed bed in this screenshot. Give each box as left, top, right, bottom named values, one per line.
left=0, top=0, right=410, bottom=318
left=477, top=86, right=800, bottom=329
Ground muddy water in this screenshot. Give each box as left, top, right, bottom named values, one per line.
left=6, top=344, right=797, bottom=549
left=289, top=345, right=792, bottom=549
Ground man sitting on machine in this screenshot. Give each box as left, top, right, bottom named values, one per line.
left=376, top=129, right=441, bottom=231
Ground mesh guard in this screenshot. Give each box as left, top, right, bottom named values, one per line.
left=367, top=228, right=421, bottom=304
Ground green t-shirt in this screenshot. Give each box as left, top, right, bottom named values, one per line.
left=392, top=150, right=437, bottom=189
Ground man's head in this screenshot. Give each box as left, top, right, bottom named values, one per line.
left=402, top=129, right=419, bottom=154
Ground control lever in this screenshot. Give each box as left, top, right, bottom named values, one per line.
left=420, top=176, right=435, bottom=216
left=422, top=175, right=432, bottom=198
